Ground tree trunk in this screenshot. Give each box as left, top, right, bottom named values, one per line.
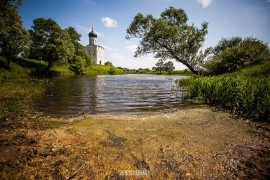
left=173, top=56, right=199, bottom=75
left=46, top=61, right=53, bottom=73
left=6, top=59, right=11, bottom=69
left=161, top=44, right=199, bottom=75
left=186, top=65, right=199, bottom=75
left=2, top=41, right=11, bottom=69
left=5, top=53, right=12, bottom=69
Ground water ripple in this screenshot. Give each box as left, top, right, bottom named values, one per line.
left=36, top=74, right=188, bottom=116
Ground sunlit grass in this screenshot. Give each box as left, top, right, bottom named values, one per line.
left=178, top=63, right=270, bottom=121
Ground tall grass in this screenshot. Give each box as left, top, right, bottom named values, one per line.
left=178, top=75, right=270, bottom=121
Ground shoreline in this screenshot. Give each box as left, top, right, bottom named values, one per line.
left=1, top=106, right=269, bottom=179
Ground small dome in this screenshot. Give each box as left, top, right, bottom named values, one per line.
left=88, top=27, right=97, bottom=38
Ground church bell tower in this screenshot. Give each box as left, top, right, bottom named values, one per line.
left=85, top=27, right=104, bottom=65
left=88, top=27, right=97, bottom=45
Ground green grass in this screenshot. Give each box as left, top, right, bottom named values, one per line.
left=178, top=63, right=270, bottom=121
left=0, top=58, right=126, bottom=79
left=230, top=61, right=270, bottom=78
left=1, top=57, right=194, bottom=79
left=0, top=58, right=34, bottom=79
left=0, top=79, right=48, bottom=118
left=85, top=64, right=125, bottom=75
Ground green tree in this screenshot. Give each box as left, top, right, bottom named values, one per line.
left=210, top=37, right=242, bottom=56
left=126, top=7, right=208, bottom=75
left=205, top=37, right=270, bottom=75
left=0, top=0, right=30, bottom=68
left=76, top=43, right=91, bottom=66
left=164, top=61, right=175, bottom=74
left=65, top=26, right=91, bottom=74
left=71, top=56, right=85, bottom=75
left=65, top=27, right=81, bottom=43
left=29, top=18, right=75, bottom=71
left=104, top=61, right=113, bottom=66
left=155, top=59, right=164, bottom=74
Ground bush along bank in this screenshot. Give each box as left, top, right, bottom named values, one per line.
left=178, top=75, right=270, bottom=121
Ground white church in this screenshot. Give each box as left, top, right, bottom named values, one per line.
left=85, top=28, right=104, bottom=65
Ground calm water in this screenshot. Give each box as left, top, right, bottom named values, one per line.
left=36, top=74, right=188, bottom=116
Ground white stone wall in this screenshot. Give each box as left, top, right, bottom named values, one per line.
left=89, top=36, right=96, bottom=46
left=96, top=46, right=104, bottom=65
left=85, top=45, right=104, bottom=64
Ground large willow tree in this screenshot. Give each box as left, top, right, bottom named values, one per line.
left=126, top=7, right=208, bottom=75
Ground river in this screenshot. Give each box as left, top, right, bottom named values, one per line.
left=36, top=74, right=188, bottom=116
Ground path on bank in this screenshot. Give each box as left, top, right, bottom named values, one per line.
left=0, top=106, right=269, bottom=179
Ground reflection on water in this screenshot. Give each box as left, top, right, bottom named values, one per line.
left=36, top=74, right=188, bottom=116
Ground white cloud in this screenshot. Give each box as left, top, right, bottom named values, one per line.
left=197, top=0, right=213, bottom=8
left=126, top=44, right=138, bottom=53
left=101, top=17, right=118, bottom=28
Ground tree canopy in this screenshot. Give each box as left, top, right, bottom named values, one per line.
left=65, top=27, right=81, bottom=43
left=155, top=59, right=164, bottom=74
left=65, top=26, right=91, bottom=74
left=152, top=59, right=175, bottom=74
left=0, top=0, right=29, bottom=68
left=204, top=37, right=270, bottom=75
left=126, top=7, right=208, bottom=75
left=29, top=18, right=75, bottom=71
left=164, top=61, right=175, bottom=75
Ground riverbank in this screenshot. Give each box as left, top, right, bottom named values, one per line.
left=0, top=106, right=269, bottom=179
left=0, top=58, right=191, bottom=79
left=0, top=58, right=126, bottom=79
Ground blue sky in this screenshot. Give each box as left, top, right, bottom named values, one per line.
left=20, top=0, right=270, bottom=69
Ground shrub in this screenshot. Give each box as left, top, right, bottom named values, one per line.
left=205, top=37, right=270, bottom=75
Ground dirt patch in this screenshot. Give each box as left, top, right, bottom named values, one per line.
left=0, top=106, right=269, bottom=179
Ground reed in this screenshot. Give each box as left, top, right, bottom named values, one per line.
left=178, top=75, right=270, bottom=121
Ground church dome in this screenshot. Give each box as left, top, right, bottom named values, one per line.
left=88, top=28, right=97, bottom=38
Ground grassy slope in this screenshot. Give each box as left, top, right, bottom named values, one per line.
left=0, top=58, right=125, bottom=79
left=230, top=61, right=270, bottom=78
left=0, top=58, right=44, bottom=79
left=0, top=57, right=193, bottom=79
left=85, top=64, right=125, bottom=75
